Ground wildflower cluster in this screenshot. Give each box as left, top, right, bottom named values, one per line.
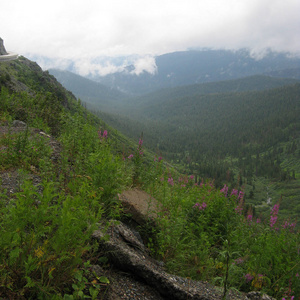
left=282, top=221, right=296, bottom=231
left=235, top=192, right=244, bottom=215
left=244, top=273, right=254, bottom=283
left=138, top=138, right=143, bottom=156
left=220, top=184, right=228, bottom=197
left=154, top=156, right=162, bottom=162
left=219, top=185, right=245, bottom=215
left=247, top=214, right=253, bottom=223
left=193, top=202, right=207, bottom=211
left=270, top=203, right=280, bottom=228
left=98, top=129, right=108, bottom=140
left=168, top=177, right=174, bottom=186
left=230, top=189, right=238, bottom=196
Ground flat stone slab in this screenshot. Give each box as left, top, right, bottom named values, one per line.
left=118, top=189, right=161, bottom=225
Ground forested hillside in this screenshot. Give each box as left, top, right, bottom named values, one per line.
left=94, top=83, right=300, bottom=221
left=49, top=68, right=128, bottom=112
left=124, top=84, right=300, bottom=156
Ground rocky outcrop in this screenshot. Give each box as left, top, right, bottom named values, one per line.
left=0, top=38, right=8, bottom=55
left=93, top=222, right=223, bottom=300
left=91, top=189, right=276, bottom=300
left=92, top=220, right=275, bottom=300
left=118, top=189, right=161, bottom=226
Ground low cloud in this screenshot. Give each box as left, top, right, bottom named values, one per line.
left=74, top=55, right=157, bottom=77
left=30, top=54, right=158, bottom=77
left=130, top=56, right=157, bottom=75
left=74, top=59, right=126, bottom=76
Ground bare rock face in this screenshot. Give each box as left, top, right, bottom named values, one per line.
left=92, top=189, right=276, bottom=300
left=0, top=38, right=8, bottom=55
left=93, top=222, right=224, bottom=300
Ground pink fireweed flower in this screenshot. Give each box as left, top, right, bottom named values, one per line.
left=270, top=215, right=278, bottom=227
left=220, top=184, right=228, bottom=197
left=256, top=218, right=261, bottom=223
left=102, top=130, right=108, bottom=138
left=235, top=195, right=244, bottom=215
left=247, top=215, right=253, bottom=222
left=168, top=177, right=174, bottom=186
left=282, top=221, right=296, bottom=232
left=230, top=189, right=238, bottom=196
left=271, top=203, right=280, bottom=215
left=244, top=273, right=254, bottom=283
left=270, top=203, right=280, bottom=228
left=98, top=129, right=108, bottom=139
left=283, top=221, right=289, bottom=229
left=238, top=191, right=244, bottom=200
left=128, top=154, right=134, bottom=159
left=193, top=202, right=207, bottom=211
left=190, top=175, right=194, bottom=180
left=138, top=139, right=143, bottom=146
left=158, top=156, right=162, bottom=162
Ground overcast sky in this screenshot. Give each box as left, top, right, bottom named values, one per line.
left=1, top=0, right=300, bottom=75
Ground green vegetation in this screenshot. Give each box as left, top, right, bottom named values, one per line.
left=0, top=58, right=134, bottom=298
left=0, top=57, right=299, bottom=299
left=94, top=82, right=300, bottom=221
left=146, top=172, right=299, bottom=299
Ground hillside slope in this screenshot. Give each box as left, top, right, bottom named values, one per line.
left=49, top=68, right=128, bottom=112
left=0, top=55, right=299, bottom=299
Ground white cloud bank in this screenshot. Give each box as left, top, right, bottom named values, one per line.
left=1, top=0, right=299, bottom=75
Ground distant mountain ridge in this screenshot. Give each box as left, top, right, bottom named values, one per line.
left=124, top=75, right=300, bottom=108
left=49, top=67, right=300, bottom=114
left=93, top=49, right=300, bottom=95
